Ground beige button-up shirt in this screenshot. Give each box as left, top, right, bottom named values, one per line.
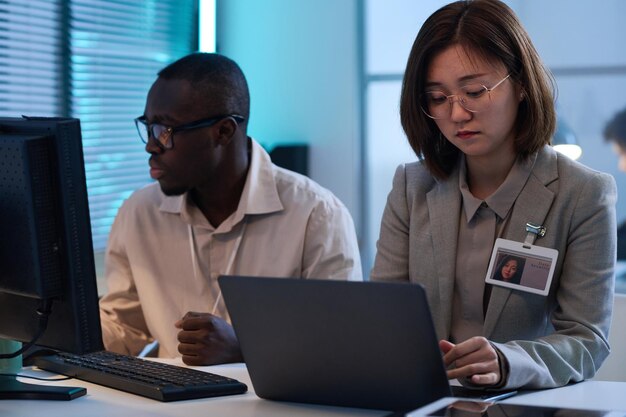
left=99, top=138, right=362, bottom=358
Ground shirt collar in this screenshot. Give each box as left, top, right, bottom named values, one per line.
left=233, top=137, right=284, bottom=219
left=459, top=153, right=536, bottom=223
left=158, top=137, right=284, bottom=231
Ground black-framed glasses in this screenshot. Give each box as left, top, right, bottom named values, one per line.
left=419, top=74, right=511, bottom=120
left=134, top=114, right=245, bottom=150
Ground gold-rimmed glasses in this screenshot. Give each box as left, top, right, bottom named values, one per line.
left=420, top=74, right=511, bottom=120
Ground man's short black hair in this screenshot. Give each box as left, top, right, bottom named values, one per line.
left=604, top=107, right=626, bottom=149
left=158, top=52, right=250, bottom=122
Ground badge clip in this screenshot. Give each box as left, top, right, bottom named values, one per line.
left=524, top=223, right=546, bottom=247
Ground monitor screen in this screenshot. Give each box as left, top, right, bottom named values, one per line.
left=0, top=116, right=103, bottom=355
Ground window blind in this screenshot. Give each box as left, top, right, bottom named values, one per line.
left=0, top=0, right=198, bottom=251
left=0, top=0, right=64, bottom=116
left=69, top=0, right=198, bottom=250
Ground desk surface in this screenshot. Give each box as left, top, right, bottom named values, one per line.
left=410, top=381, right=626, bottom=416
left=2, top=361, right=626, bottom=417
left=1, top=361, right=385, bottom=417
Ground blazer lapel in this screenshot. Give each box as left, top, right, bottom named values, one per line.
left=427, top=172, right=462, bottom=340
left=483, top=147, right=558, bottom=338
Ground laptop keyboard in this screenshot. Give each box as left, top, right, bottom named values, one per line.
left=31, top=350, right=248, bottom=402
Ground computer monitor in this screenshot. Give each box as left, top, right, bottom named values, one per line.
left=0, top=116, right=103, bottom=399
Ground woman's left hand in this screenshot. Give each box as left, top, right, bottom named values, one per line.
left=439, top=337, right=501, bottom=386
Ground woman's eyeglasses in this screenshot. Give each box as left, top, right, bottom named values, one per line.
left=420, top=74, right=511, bottom=120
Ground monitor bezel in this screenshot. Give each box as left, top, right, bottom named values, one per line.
left=0, top=116, right=103, bottom=355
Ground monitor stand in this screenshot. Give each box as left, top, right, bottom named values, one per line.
left=0, top=375, right=86, bottom=400
left=0, top=339, right=85, bottom=400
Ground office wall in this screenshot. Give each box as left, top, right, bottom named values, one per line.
left=215, top=0, right=361, bottom=242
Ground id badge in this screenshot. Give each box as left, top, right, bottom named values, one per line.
left=485, top=238, right=558, bottom=296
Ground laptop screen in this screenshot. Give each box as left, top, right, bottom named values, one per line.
left=219, top=276, right=451, bottom=411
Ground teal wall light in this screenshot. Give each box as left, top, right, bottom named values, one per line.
left=199, top=0, right=216, bottom=52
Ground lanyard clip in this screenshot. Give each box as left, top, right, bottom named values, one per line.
left=524, top=222, right=546, bottom=246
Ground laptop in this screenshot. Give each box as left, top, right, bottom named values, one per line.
left=218, top=276, right=452, bottom=411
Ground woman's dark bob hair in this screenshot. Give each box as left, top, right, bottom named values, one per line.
left=400, top=0, right=556, bottom=179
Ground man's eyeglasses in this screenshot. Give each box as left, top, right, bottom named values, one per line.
left=134, top=114, right=245, bottom=150
left=419, top=74, right=511, bottom=120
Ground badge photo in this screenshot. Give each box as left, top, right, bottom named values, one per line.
left=485, top=238, right=559, bottom=296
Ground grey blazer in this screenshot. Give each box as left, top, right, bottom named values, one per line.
left=371, top=145, right=617, bottom=389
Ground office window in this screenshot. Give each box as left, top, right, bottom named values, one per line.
left=361, top=0, right=444, bottom=271
left=0, top=1, right=64, bottom=116
left=70, top=1, right=198, bottom=250
left=0, top=1, right=198, bottom=251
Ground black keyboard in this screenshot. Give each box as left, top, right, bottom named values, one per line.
left=30, top=350, right=248, bottom=402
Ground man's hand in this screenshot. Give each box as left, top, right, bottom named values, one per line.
left=175, top=311, right=243, bottom=366
left=439, top=337, right=501, bottom=386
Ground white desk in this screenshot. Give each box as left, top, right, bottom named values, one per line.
left=3, top=362, right=626, bottom=417
left=0, top=362, right=385, bottom=417
left=410, top=381, right=626, bottom=416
